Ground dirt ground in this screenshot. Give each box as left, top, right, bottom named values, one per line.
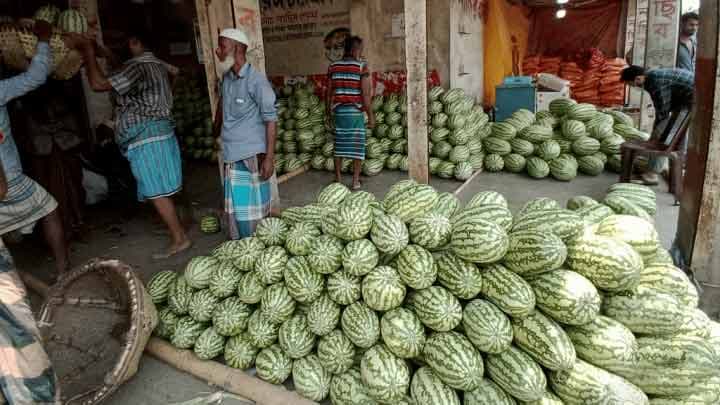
left=8, top=163, right=679, bottom=404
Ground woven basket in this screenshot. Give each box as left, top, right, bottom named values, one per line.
left=38, top=259, right=158, bottom=405
left=53, top=49, right=83, bottom=80
left=16, top=28, right=38, bottom=59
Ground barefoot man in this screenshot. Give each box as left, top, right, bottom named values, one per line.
left=79, top=30, right=191, bottom=258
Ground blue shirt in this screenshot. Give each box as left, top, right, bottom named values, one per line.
left=221, top=63, right=277, bottom=163
left=0, top=42, right=51, bottom=181
left=677, top=36, right=696, bottom=72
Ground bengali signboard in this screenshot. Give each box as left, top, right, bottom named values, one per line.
left=645, top=0, right=680, bottom=68
left=260, top=0, right=351, bottom=75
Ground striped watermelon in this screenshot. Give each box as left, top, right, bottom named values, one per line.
left=576, top=204, right=615, bottom=226
left=561, top=120, right=586, bottom=140
left=486, top=345, right=547, bottom=402
left=168, top=276, right=195, bottom=315
left=34, top=4, right=61, bottom=24
left=451, top=216, right=509, bottom=263
left=188, top=290, right=219, bottom=323
left=517, top=197, right=561, bottom=215
left=521, top=391, right=564, bottom=405
left=602, top=285, right=693, bottom=335
left=255, top=246, right=289, bottom=285
left=604, top=194, right=654, bottom=222
left=549, top=155, right=578, bottom=181
left=208, top=262, right=242, bottom=299
left=491, top=122, right=518, bottom=140
left=393, top=244, right=437, bottom=289
left=468, top=153, right=485, bottom=170
left=503, top=153, right=526, bottom=173
left=566, top=233, right=643, bottom=291
left=237, top=271, right=265, bottom=304
left=596, top=214, right=660, bottom=258
left=58, top=9, right=88, bottom=33
left=285, top=222, right=321, bottom=256
left=307, top=294, right=341, bottom=336
left=509, top=138, right=535, bottom=157
left=330, top=369, right=377, bottom=405
left=171, top=317, right=206, bottom=349
left=293, top=354, right=332, bottom=401
left=342, top=239, right=380, bottom=276
left=194, top=327, right=225, bottom=360
left=408, top=213, right=452, bottom=250
left=283, top=256, right=324, bottom=303
left=526, top=157, right=550, bottom=178
left=224, top=334, right=258, bottom=370
left=246, top=310, right=280, bottom=348
left=564, top=315, right=638, bottom=376
left=383, top=184, right=438, bottom=223
left=371, top=214, right=410, bottom=255
left=462, top=299, right=513, bottom=354
left=577, top=155, right=605, bottom=175
left=362, top=266, right=406, bottom=311
left=327, top=270, right=362, bottom=305
left=519, top=125, right=553, bottom=143
left=483, top=137, right=512, bottom=156
left=607, top=183, right=657, bottom=212
left=480, top=264, right=536, bottom=318
left=571, top=137, right=601, bottom=156
left=536, top=140, right=561, bottom=161
left=308, top=235, right=344, bottom=274
left=566, top=195, right=599, bottom=210
left=423, top=331, right=483, bottom=391
left=484, top=154, right=505, bottom=172
left=433, top=113, right=449, bottom=128
left=511, top=310, right=576, bottom=371
left=466, top=190, right=508, bottom=208
left=449, top=129, right=472, bottom=146
left=213, top=297, right=252, bottom=336
left=361, top=344, right=411, bottom=403
left=529, top=269, right=601, bottom=326
left=318, top=182, right=351, bottom=205
left=408, top=286, right=462, bottom=332
left=550, top=359, right=648, bottom=405
left=549, top=97, right=576, bottom=116
left=503, top=230, right=567, bottom=277
left=435, top=251, right=483, bottom=300
left=342, top=302, right=380, bottom=348
left=256, top=344, right=293, bottom=384
left=184, top=256, right=218, bottom=289
left=380, top=308, right=426, bottom=359
left=254, top=217, right=289, bottom=247
left=317, top=329, right=356, bottom=375
left=566, top=103, right=597, bottom=122
left=441, top=88, right=465, bottom=104
left=432, top=192, right=461, bottom=218
left=260, top=284, right=295, bottom=325
left=155, top=307, right=180, bottom=339
left=638, top=264, right=699, bottom=308
left=512, top=208, right=583, bottom=241
left=463, top=378, right=516, bottom=405
left=410, top=366, right=461, bottom=405
left=147, top=270, right=178, bottom=304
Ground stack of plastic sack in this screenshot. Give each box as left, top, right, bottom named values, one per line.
left=522, top=55, right=540, bottom=75
left=559, top=62, right=583, bottom=89
left=538, top=56, right=562, bottom=75
left=599, top=58, right=627, bottom=106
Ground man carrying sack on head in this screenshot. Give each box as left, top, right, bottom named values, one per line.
left=213, top=29, right=279, bottom=239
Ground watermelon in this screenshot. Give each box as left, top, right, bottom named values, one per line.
left=188, top=290, right=219, bottom=323
left=284, top=257, right=324, bottom=303
left=293, top=354, right=332, bottom=401
left=571, top=137, right=601, bottom=156
left=342, top=239, right=380, bottom=276
left=184, top=256, right=218, bottom=289
left=491, top=122, right=518, bottom=140
left=236, top=271, right=265, bottom=304
left=423, top=331, right=483, bottom=391
left=155, top=307, right=180, bottom=339
left=509, top=138, right=535, bottom=157
left=486, top=345, right=547, bottom=402
left=393, top=244, right=437, bottom=289
left=34, top=4, right=61, bottom=24
left=308, top=234, right=344, bottom=274
left=231, top=237, right=267, bottom=271
left=566, top=233, right=643, bottom=291
left=285, top=222, right=321, bottom=256
left=246, top=310, right=280, bottom=348
left=566, top=195, right=599, bottom=210
left=450, top=216, right=509, bottom=263
left=595, top=214, right=660, bottom=258
left=171, top=316, right=206, bottom=349
left=517, top=197, right=561, bottom=215
left=317, top=329, right=356, bottom=375
left=435, top=251, right=483, bottom=300
left=638, top=264, right=699, bottom=308
left=519, top=125, right=553, bottom=143
left=536, top=140, right=561, bottom=161
left=480, top=264, right=536, bottom=318
left=462, top=299, right=513, bottom=354
left=256, top=344, right=293, bottom=384
left=511, top=310, right=576, bottom=371
left=362, top=266, right=406, bottom=311
left=380, top=308, right=426, bottom=359
left=512, top=208, right=584, bottom=241
left=330, top=368, right=378, bottom=405
left=254, top=217, right=289, bottom=247
left=407, top=286, right=462, bottom=332
left=576, top=204, right=615, bottom=226
left=410, top=366, right=461, bottom=405
left=200, top=215, right=220, bottom=233
left=318, top=182, right=351, bottom=205
left=564, top=315, right=638, bottom=376
left=566, top=103, right=597, bottom=122
left=561, top=120, right=586, bottom=140
left=577, top=155, right=605, bottom=175
left=549, top=97, right=576, bottom=116
left=342, top=302, right=380, bottom=348
left=208, top=262, right=242, bottom=299
left=604, top=194, right=654, bottom=222
left=58, top=9, right=88, bottom=33
left=602, top=285, right=693, bottom=335
left=484, top=154, right=505, bottom=172
left=168, top=276, right=195, bottom=315
left=464, top=378, right=516, bottom=405
left=213, top=296, right=252, bottom=336
left=327, top=270, right=362, bottom=305
left=483, top=137, right=512, bottom=156
left=550, top=359, right=648, bottom=405
left=383, top=184, right=438, bottom=223
left=194, top=326, right=225, bottom=360
left=526, top=157, right=550, bottom=178
left=529, top=269, right=601, bottom=326
left=466, top=190, right=508, bottom=208
left=361, top=344, right=411, bottom=403
left=260, top=284, right=295, bottom=325
left=255, top=246, right=289, bottom=285
left=503, top=153, right=526, bottom=173
left=503, top=230, right=567, bottom=277
left=147, top=270, right=178, bottom=304
left=432, top=192, right=461, bottom=218
left=307, top=294, right=341, bottom=336
left=224, top=334, right=259, bottom=370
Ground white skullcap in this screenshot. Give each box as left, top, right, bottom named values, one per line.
left=220, top=28, right=249, bottom=46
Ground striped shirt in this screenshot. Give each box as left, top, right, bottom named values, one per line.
left=109, top=52, right=173, bottom=134
left=643, top=68, right=694, bottom=123
left=328, top=59, right=368, bottom=110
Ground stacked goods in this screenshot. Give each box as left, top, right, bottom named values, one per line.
left=600, top=58, right=628, bottom=106
left=277, top=82, right=328, bottom=175
left=426, top=86, right=490, bottom=181
left=522, top=55, right=540, bottom=75
left=486, top=97, right=649, bottom=181
left=538, top=56, right=562, bottom=76
left=149, top=178, right=716, bottom=404
left=172, top=72, right=216, bottom=163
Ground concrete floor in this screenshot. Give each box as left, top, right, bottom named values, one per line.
left=9, top=164, right=678, bottom=405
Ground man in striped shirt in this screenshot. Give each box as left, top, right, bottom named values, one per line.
left=79, top=31, right=191, bottom=258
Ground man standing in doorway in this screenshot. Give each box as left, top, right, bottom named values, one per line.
left=0, top=21, right=69, bottom=276
left=677, top=12, right=699, bottom=72
left=621, top=66, right=695, bottom=185
left=79, top=31, right=191, bottom=258
left=214, top=29, right=279, bottom=239
left=326, top=36, right=374, bottom=190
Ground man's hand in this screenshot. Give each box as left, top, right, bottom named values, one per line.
left=260, top=154, right=275, bottom=180
left=34, top=20, right=52, bottom=43
left=367, top=112, right=376, bottom=129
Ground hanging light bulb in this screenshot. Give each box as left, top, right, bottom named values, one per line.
left=556, top=0, right=569, bottom=4
left=556, top=8, right=567, bottom=18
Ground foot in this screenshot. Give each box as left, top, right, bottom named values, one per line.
left=152, top=238, right=193, bottom=260
left=640, top=172, right=659, bottom=185
left=352, top=180, right=362, bottom=191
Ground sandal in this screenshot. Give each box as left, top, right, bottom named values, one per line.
left=152, top=239, right=193, bottom=260
left=352, top=181, right=362, bottom=191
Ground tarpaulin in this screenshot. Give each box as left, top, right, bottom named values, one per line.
left=483, top=0, right=530, bottom=105
left=526, top=0, right=625, bottom=58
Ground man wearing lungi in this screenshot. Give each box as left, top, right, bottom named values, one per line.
left=0, top=20, right=70, bottom=276
left=79, top=31, right=191, bottom=258
left=214, top=29, right=279, bottom=239
left=326, top=35, right=374, bottom=190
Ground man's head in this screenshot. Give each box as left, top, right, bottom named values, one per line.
left=218, top=29, right=249, bottom=72
left=127, top=30, right=152, bottom=57
left=681, top=12, right=699, bottom=37
left=343, top=35, right=363, bottom=59
left=620, top=65, right=647, bottom=87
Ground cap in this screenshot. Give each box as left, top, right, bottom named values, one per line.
left=220, top=28, right=249, bottom=46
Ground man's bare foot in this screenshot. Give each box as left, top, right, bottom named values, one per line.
left=152, top=238, right=193, bottom=260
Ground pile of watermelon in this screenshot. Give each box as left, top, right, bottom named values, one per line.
left=173, top=72, right=217, bottom=163
left=148, top=180, right=718, bottom=404
left=275, top=82, right=328, bottom=175
left=482, top=99, right=651, bottom=181
left=427, top=87, right=490, bottom=181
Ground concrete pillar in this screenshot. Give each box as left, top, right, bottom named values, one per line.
left=676, top=1, right=720, bottom=318
left=449, top=0, right=483, bottom=102
left=404, top=0, right=429, bottom=184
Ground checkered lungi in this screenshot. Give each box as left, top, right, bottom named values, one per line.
left=224, top=156, right=279, bottom=240
left=0, top=175, right=57, bottom=236
left=0, top=243, right=59, bottom=404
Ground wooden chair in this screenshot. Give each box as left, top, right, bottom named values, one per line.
left=619, top=109, right=692, bottom=204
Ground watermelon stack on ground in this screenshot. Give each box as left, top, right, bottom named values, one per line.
left=150, top=180, right=717, bottom=405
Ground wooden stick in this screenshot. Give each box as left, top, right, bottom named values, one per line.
left=145, top=338, right=317, bottom=405
left=453, top=169, right=484, bottom=197
left=19, top=272, right=50, bottom=299
left=278, top=164, right=309, bottom=184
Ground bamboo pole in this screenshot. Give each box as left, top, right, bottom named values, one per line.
left=453, top=169, right=484, bottom=197
left=277, top=165, right=310, bottom=184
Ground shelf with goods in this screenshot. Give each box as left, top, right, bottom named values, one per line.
left=146, top=177, right=718, bottom=405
